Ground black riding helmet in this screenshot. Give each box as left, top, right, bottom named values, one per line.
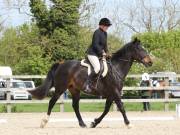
left=99, top=18, right=112, bottom=26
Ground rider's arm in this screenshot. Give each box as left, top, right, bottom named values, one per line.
left=104, top=40, right=108, bottom=53
left=104, top=32, right=108, bottom=54
left=92, top=31, right=103, bottom=56
left=104, top=46, right=108, bottom=53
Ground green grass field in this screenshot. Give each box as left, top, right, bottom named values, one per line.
left=0, top=102, right=177, bottom=113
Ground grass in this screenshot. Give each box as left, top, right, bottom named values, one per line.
left=124, top=102, right=176, bottom=111
left=0, top=102, right=178, bottom=113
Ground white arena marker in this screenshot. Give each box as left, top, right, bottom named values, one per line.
left=49, top=118, right=93, bottom=122
left=49, top=117, right=175, bottom=123
left=126, top=117, right=174, bottom=121
left=176, top=104, right=180, bottom=118
left=0, top=119, right=7, bottom=123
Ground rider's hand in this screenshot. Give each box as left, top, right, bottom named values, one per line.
left=102, top=52, right=106, bottom=57
left=106, top=53, right=112, bottom=59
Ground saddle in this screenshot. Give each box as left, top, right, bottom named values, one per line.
left=81, top=57, right=108, bottom=78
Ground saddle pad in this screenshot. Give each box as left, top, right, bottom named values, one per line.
left=80, top=58, right=108, bottom=77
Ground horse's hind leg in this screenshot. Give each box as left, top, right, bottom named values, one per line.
left=40, top=86, right=67, bottom=128
left=90, top=98, right=113, bottom=128
left=71, top=91, right=86, bottom=128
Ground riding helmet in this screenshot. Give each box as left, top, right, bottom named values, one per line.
left=99, top=18, right=112, bottom=26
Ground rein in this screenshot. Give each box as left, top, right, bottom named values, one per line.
left=107, top=56, right=136, bottom=81
left=118, top=58, right=130, bottom=62
left=118, top=58, right=137, bottom=63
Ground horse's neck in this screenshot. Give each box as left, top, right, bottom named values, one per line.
left=112, top=58, right=133, bottom=79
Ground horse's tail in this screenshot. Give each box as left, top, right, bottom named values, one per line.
left=28, top=63, right=59, bottom=100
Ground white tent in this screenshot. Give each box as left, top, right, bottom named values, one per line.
left=0, top=66, right=12, bottom=76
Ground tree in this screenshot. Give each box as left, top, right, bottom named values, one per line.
left=80, top=0, right=180, bottom=40
left=115, top=0, right=180, bottom=33
left=0, top=24, right=52, bottom=74
left=14, top=46, right=51, bottom=75
left=29, top=0, right=83, bottom=60
left=0, top=9, right=5, bottom=31
left=130, top=29, right=180, bottom=73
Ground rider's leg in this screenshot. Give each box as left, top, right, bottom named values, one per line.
left=85, top=55, right=100, bottom=91
left=87, top=55, right=100, bottom=74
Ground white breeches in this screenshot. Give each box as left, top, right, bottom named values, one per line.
left=87, top=55, right=100, bottom=74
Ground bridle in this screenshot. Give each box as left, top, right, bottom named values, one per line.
left=118, top=58, right=131, bottom=62
left=106, top=44, right=149, bottom=80
left=118, top=58, right=138, bottom=63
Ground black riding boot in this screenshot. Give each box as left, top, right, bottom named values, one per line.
left=85, top=72, right=98, bottom=92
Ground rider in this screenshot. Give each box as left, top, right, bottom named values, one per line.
left=85, top=18, right=112, bottom=91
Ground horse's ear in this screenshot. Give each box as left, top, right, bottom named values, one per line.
left=133, top=37, right=140, bottom=44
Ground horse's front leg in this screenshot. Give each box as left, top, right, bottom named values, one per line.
left=114, top=99, right=130, bottom=126
left=114, top=89, right=131, bottom=128
left=90, top=98, right=113, bottom=128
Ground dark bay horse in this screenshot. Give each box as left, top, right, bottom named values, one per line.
left=28, top=38, right=153, bottom=128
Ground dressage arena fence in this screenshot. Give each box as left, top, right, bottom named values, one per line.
left=0, top=74, right=180, bottom=113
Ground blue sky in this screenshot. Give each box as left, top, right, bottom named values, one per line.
left=0, top=0, right=31, bottom=27
left=0, top=0, right=174, bottom=27
left=0, top=0, right=179, bottom=40
left=1, top=0, right=159, bottom=27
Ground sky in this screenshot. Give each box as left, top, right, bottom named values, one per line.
left=0, top=0, right=179, bottom=40
left=0, top=0, right=31, bottom=27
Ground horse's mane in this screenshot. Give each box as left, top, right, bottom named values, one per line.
left=106, top=41, right=135, bottom=85
left=103, top=39, right=140, bottom=87
left=111, top=41, right=133, bottom=61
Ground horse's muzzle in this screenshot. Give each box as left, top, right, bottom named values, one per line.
left=142, top=56, right=153, bottom=67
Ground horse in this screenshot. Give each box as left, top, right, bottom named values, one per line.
left=28, top=38, right=153, bottom=128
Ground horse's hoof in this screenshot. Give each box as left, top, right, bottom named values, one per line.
left=90, top=122, right=96, bottom=128
left=79, top=123, right=87, bottom=128
left=126, top=123, right=133, bottom=129
left=40, top=118, right=48, bottom=128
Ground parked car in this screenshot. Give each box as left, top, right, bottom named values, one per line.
left=150, top=72, right=178, bottom=98
left=151, top=72, right=177, bottom=82
left=23, top=81, right=35, bottom=89
left=10, top=80, right=32, bottom=100
left=170, top=82, right=180, bottom=98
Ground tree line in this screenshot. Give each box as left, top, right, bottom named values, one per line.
left=0, top=0, right=179, bottom=75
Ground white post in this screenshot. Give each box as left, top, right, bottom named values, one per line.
left=176, top=104, right=180, bottom=118
left=6, top=78, right=11, bottom=113
left=164, top=90, right=169, bottom=111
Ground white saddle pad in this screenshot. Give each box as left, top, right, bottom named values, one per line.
left=81, top=58, right=108, bottom=77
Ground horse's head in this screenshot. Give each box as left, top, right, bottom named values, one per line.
left=131, top=38, right=153, bottom=67
left=112, top=38, right=153, bottom=67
